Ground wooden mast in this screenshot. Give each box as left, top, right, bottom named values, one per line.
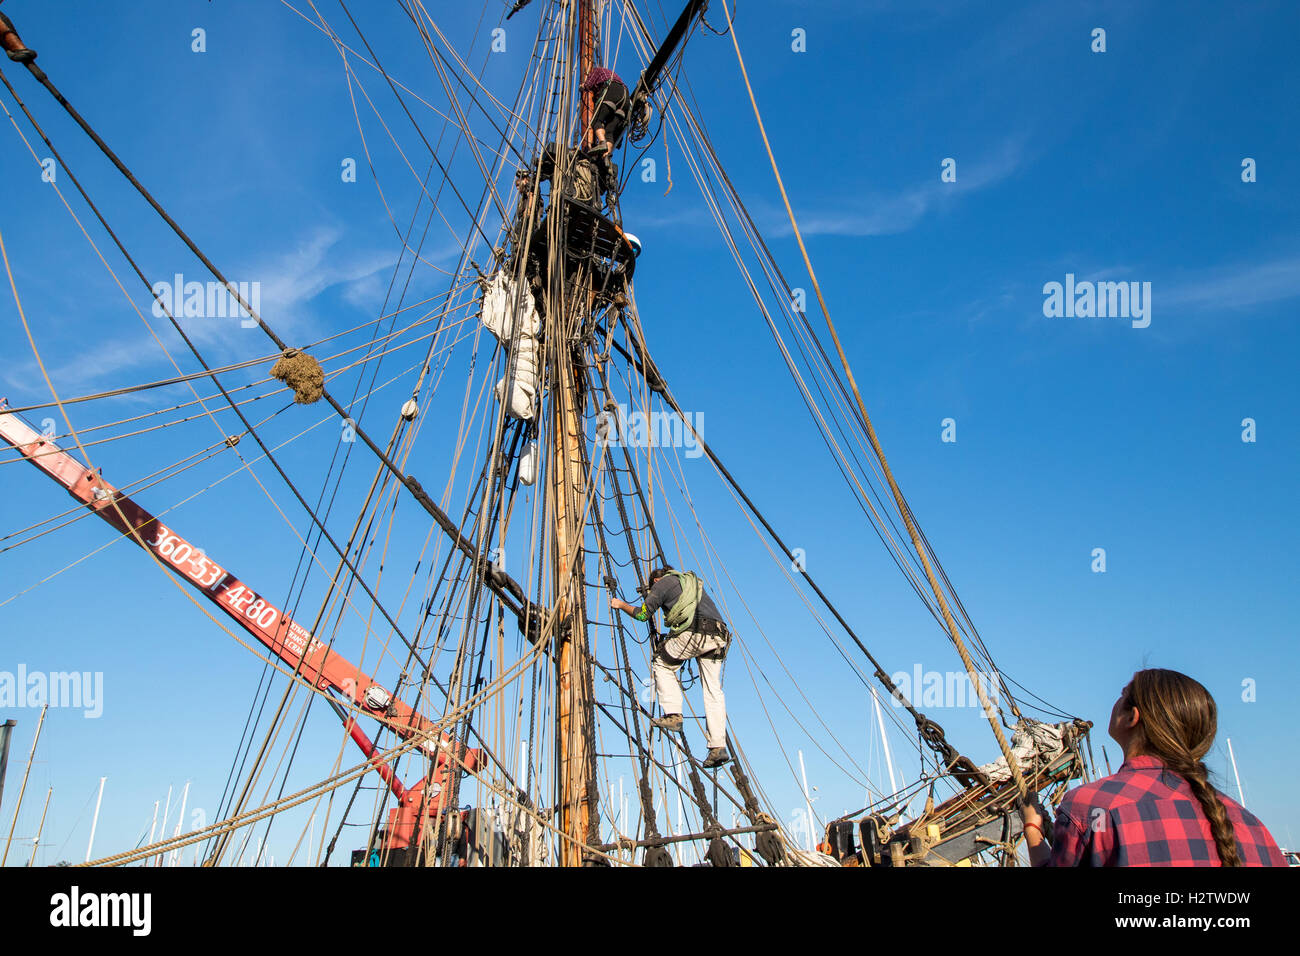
left=552, top=0, right=599, bottom=866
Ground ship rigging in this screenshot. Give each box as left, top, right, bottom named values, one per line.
left=0, top=0, right=1093, bottom=867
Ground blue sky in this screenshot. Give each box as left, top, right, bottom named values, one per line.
left=1, top=0, right=1297, bottom=866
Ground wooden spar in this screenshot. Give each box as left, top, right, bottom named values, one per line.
left=553, top=352, right=594, bottom=865
left=552, top=0, right=599, bottom=866
left=629, top=0, right=709, bottom=107
left=578, top=0, right=596, bottom=148
left=0, top=703, right=47, bottom=867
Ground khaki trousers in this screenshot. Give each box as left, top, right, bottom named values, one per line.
left=652, top=627, right=728, bottom=750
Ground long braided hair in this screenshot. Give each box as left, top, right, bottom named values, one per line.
left=1124, top=669, right=1241, bottom=866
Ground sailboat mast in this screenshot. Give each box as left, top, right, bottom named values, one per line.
left=0, top=719, right=16, bottom=812
left=1226, top=737, right=1246, bottom=807
left=798, top=750, right=816, bottom=852
left=1, top=703, right=47, bottom=867
left=85, top=775, right=107, bottom=864
left=28, top=786, right=52, bottom=867
left=871, top=689, right=899, bottom=797
left=552, top=0, right=600, bottom=867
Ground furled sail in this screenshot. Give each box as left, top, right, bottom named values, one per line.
left=480, top=271, right=542, bottom=421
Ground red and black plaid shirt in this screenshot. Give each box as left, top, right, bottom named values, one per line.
left=1044, top=755, right=1286, bottom=866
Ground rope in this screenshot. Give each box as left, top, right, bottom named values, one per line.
left=719, top=0, right=1027, bottom=801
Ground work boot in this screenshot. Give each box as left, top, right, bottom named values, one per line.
left=703, top=747, right=731, bottom=769
left=651, top=713, right=683, bottom=733
left=0, top=12, right=38, bottom=63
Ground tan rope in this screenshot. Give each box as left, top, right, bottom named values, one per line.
left=719, top=0, right=1027, bottom=801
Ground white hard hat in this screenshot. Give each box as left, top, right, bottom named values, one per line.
left=623, top=232, right=642, bottom=256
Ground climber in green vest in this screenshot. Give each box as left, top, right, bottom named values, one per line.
left=610, top=565, right=732, bottom=768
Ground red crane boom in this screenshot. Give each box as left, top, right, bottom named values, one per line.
left=0, top=404, right=479, bottom=855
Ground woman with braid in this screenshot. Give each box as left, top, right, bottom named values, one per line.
left=1021, top=669, right=1285, bottom=866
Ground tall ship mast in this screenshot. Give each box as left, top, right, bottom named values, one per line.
left=0, top=1, right=1095, bottom=868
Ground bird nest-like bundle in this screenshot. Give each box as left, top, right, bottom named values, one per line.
left=270, top=349, right=324, bottom=404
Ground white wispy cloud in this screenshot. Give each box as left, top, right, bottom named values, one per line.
left=947, top=253, right=1300, bottom=347
left=1161, top=256, right=1300, bottom=312
left=3, top=226, right=411, bottom=401
left=153, top=225, right=410, bottom=354
left=256, top=227, right=385, bottom=318
left=2, top=334, right=165, bottom=405
left=628, top=206, right=713, bottom=232
left=763, top=136, right=1027, bottom=239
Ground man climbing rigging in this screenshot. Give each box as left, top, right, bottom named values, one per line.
left=611, top=566, right=732, bottom=769
left=578, top=66, right=630, bottom=205
left=580, top=66, right=630, bottom=158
